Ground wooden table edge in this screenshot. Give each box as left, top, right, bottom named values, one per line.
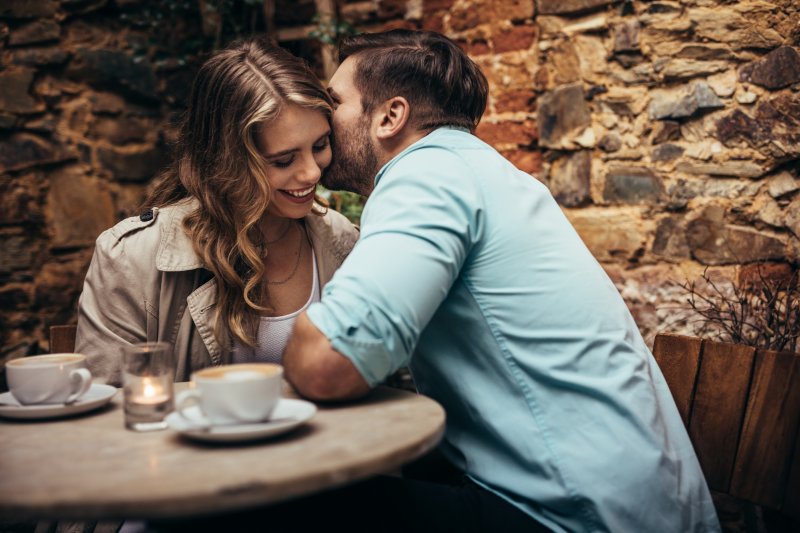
left=0, top=386, right=446, bottom=521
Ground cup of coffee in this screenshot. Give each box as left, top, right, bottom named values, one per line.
left=175, top=363, right=282, bottom=426
left=6, top=353, right=93, bottom=405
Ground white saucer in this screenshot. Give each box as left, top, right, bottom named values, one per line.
left=166, top=398, right=317, bottom=443
left=0, top=384, right=118, bottom=420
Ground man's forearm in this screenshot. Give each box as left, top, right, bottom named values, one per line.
left=284, top=312, right=371, bottom=401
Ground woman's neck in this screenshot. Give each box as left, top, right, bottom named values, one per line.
left=261, top=215, right=295, bottom=244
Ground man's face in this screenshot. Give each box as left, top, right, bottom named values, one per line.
left=324, top=57, right=379, bottom=197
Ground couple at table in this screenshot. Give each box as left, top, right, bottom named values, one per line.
left=76, top=30, right=720, bottom=532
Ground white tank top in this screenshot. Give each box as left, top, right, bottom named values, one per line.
left=232, top=249, right=320, bottom=364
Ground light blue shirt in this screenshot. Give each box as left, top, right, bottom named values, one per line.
left=308, top=128, right=720, bottom=532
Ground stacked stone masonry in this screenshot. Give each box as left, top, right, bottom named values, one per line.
left=1, top=0, right=799, bottom=363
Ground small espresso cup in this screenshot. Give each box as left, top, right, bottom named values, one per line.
left=175, top=363, right=282, bottom=426
left=6, top=353, right=93, bottom=405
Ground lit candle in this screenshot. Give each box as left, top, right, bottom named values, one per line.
left=121, top=342, right=174, bottom=431
left=135, top=377, right=169, bottom=405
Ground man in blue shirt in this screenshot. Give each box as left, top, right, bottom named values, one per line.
left=283, top=29, right=720, bottom=532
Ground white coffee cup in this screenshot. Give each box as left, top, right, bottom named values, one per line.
left=6, top=353, right=93, bottom=405
left=175, top=363, right=283, bottom=426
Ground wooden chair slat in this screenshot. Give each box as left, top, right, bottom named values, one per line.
left=50, top=325, right=77, bottom=354
left=730, top=349, right=800, bottom=509
left=784, top=427, right=800, bottom=520
left=687, top=340, right=754, bottom=492
left=652, top=333, right=702, bottom=426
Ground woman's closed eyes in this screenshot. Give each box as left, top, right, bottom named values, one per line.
left=269, top=134, right=330, bottom=169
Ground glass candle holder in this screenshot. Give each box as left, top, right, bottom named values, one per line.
left=122, top=342, right=175, bottom=431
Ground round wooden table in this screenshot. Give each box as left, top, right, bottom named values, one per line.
left=0, top=383, right=445, bottom=520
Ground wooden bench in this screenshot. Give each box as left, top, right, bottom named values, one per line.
left=653, top=333, right=800, bottom=528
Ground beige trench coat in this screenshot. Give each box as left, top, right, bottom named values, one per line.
left=75, top=198, right=359, bottom=386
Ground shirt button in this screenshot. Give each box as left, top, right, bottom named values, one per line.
left=140, top=209, right=154, bottom=222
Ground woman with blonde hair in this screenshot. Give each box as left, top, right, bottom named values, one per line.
left=75, top=38, right=358, bottom=385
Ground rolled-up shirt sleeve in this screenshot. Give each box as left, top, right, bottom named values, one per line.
left=307, top=146, right=483, bottom=386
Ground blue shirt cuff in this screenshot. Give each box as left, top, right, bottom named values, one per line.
left=306, top=302, right=398, bottom=387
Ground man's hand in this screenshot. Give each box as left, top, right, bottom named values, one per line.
left=283, top=313, right=371, bottom=401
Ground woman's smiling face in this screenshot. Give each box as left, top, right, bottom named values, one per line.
left=256, top=104, right=332, bottom=219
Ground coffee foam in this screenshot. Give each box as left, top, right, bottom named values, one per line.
left=196, top=364, right=281, bottom=380
left=221, top=370, right=267, bottom=382
left=8, top=354, right=85, bottom=367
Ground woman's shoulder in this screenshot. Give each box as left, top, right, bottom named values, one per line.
left=320, top=206, right=359, bottom=233
left=94, top=200, right=195, bottom=264
left=306, top=206, right=359, bottom=254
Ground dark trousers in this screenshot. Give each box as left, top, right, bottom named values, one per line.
left=153, top=452, right=551, bottom=533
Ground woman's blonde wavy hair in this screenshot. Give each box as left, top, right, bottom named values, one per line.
left=145, top=38, right=332, bottom=348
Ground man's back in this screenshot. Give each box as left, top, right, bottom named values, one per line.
left=308, top=128, right=720, bottom=532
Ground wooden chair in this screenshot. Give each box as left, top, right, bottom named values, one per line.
left=653, top=333, right=800, bottom=528
left=49, top=324, right=77, bottom=354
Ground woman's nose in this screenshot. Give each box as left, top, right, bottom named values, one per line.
left=301, top=154, right=323, bottom=182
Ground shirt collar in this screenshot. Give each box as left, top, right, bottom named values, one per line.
left=373, top=126, right=469, bottom=187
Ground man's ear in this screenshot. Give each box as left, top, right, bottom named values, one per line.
left=374, top=96, right=410, bottom=140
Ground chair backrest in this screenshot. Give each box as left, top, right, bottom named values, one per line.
left=50, top=325, right=77, bottom=354
left=653, top=333, right=800, bottom=519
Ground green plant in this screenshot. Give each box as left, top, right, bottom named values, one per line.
left=308, top=13, right=358, bottom=46
left=679, top=264, right=800, bottom=352
left=318, top=186, right=365, bottom=224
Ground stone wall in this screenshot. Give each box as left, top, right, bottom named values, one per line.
left=0, top=0, right=200, bottom=361
left=1, top=0, right=799, bottom=363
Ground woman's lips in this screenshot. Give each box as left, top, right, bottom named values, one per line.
left=279, top=185, right=316, bottom=204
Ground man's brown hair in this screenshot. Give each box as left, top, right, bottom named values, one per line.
left=339, top=29, right=488, bottom=132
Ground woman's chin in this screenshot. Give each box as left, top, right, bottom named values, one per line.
left=266, top=201, right=314, bottom=220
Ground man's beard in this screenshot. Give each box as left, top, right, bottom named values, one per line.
left=323, top=116, right=379, bottom=197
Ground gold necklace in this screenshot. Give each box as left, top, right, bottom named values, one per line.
left=266, top=224, right=305, bottom=285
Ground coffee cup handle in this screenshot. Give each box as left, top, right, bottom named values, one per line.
left=175, top=390, right=211, bottom=428
left=65, top=368, right=92, bottom=404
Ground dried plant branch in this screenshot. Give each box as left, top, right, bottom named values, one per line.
left=677, top=264, right=800, bottom=352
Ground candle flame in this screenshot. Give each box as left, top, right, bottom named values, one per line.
left=143, top=379, right=157, bottom=398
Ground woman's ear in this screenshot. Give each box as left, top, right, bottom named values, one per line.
left=374, top=96, right=410, bottom=140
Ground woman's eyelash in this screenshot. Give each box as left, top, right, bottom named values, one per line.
left=272, top=157, right=294, bottom=168
left=269, top=137, right=329, bottom=167
left=312, top=138, right=330, bottom=152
